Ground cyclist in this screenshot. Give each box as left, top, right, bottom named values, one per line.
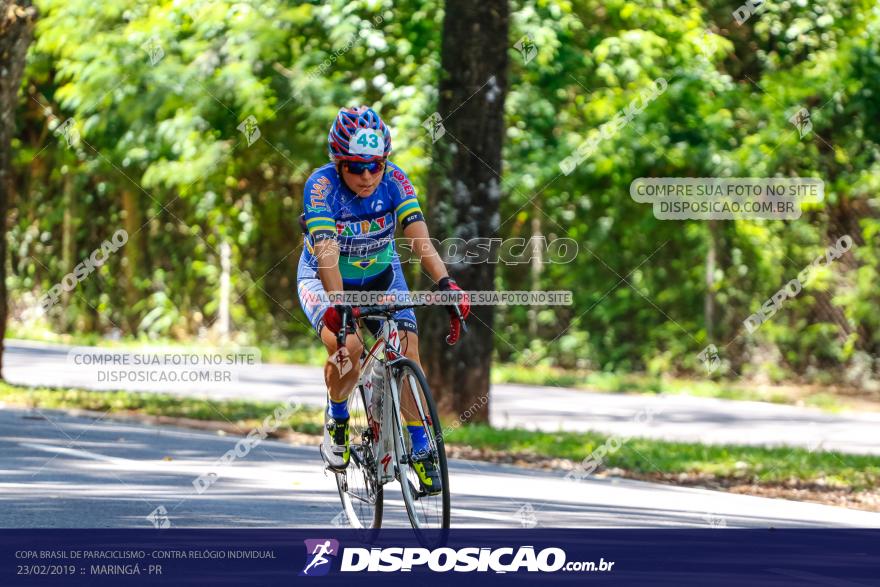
left=296, top=106, right=470, bottom=495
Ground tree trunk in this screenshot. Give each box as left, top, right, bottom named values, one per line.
left=422, top=0, right=508, bottom=422
left=528, top=202, right=543, bottom=337
left=61, top=173, right=76, bottom=319
left=217, top=240, right=231, bottom=341
left=704, top=220, right=718, bottom=341
left=120, top=190, right=143, bottom=332
left=0, top=0, right=38, bottom=379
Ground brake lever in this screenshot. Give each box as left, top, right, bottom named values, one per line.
left=336, top=306, right=349, bottom=349
left=453, top=304, right=469, bottom=334
left=333, top=307, right=355, bottom=376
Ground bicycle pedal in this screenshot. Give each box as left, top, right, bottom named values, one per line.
left=319, top=443, right=348, bottom=472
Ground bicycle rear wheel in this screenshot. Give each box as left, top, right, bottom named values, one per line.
left=391, top=358, right=450, bottom=531
left=334, top=383, right=383, bottom=529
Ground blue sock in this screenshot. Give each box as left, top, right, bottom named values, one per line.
left=329, top=398, right=349, bottom=420
left=407, top=423, right=429, bottom=456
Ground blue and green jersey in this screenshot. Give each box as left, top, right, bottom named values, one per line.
left=300, top=161, right=424, bottom=285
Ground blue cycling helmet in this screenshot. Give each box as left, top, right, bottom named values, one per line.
left=328, top=106, right=392, bottom=162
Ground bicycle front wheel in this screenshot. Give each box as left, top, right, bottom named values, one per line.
left=391, top=358, right=450, bottom=531
left=334, top=383, right=383, bottom=530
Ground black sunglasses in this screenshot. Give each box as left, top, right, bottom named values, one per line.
left=343, top=159, right=386, bottom=175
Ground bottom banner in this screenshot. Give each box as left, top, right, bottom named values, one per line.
left=1, top=529, right=877, bottom=586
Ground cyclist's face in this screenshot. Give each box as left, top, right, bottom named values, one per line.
left=340, top=161, right=384, bottom=197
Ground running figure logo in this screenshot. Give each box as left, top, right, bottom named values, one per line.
left=300, top=539, right=340, bottom=576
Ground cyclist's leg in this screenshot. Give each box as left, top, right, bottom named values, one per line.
left=298, top=252, right=367, bottom=469
left=372, top=260, right=439, bottom=491
left=319, top=325, right=364, bottom=403
left=398, top=326, right=441, bottom=493
left=298, top=273, right=363, bottom=469
left=397, top=328, right=428, bottom=448
left=399, top=329, right=421, bottom=369
left=382, top=261, right=431, bottom=455
left=297, top=265, right=364, bottom=405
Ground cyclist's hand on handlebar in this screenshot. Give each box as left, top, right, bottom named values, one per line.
left=439, top=277, right=469, bottom=345
left=323, top=305, right=355, bottom=336
left=439, top=277, right=470, bottom=319
left=324, top=305, right=356, bottom=376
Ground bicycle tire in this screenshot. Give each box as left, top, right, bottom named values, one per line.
left=334, top=382, right=383, bottom=530
left=390, top=358, right=451, bottom=532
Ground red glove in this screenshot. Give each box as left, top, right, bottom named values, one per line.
left=439, top=277, right=469, bottom=345
left=446, top=316, right=464, bottom=345
left=439, top=277, right=470, bottom=319
left=322, top=305, right=353, bottom=334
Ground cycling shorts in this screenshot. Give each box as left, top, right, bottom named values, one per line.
left=296, top=253, right=418, bottom=337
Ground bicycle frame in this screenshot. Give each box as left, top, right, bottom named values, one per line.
left=355, top=316, right=426, bottom=486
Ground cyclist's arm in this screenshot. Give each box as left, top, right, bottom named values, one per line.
left=403, top=220, right=448, bottom=284
left=302, top=171, right=342, bottom=300
left=313, top=239, right=344, bottom=300
left=388, top=163, right=448, bottom=283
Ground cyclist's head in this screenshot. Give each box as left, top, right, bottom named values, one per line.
left=328, top=106, right=391, bottom=163
left=329, top=106, right=391, bottom=197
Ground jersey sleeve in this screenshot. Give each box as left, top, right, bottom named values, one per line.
left=387, top=163, right=425, bottom=228
left=303, top=171, right=337, bottom=241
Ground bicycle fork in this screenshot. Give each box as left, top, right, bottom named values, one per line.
left=368, top=365, right=395, bottom=485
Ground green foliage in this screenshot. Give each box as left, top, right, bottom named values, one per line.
left=449, top=423, right=879, bottom=490
left=496, top=0, right=879, bottom=384
left=9, top=0, right=880, bottom=386
left=491, top=363, right=849, bottom=411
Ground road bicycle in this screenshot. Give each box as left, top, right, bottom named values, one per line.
left=322, top=303, right=466, bottom=532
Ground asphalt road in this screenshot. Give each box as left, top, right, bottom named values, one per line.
left=6, top=339, right=880, bottom=455
left=2, top=407, right=878, bottom=529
